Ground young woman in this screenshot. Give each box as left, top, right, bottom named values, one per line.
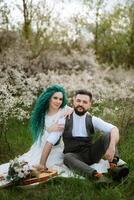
left=0, top=84, right=73, bottom=175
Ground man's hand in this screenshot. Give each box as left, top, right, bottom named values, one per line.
left=105, top=143, right=115, bottom=162
left=47, top=123, right=64, bottom=133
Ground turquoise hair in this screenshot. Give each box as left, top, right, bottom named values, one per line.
left=30, top=84, right=68, bottom=141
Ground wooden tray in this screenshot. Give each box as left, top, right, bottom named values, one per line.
left=0, top=170, right=58, bottom=188
left=20, top=170, right=58, bottom=186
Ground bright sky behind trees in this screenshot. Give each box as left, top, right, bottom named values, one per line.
left=4, top=0, right=127, bottom=26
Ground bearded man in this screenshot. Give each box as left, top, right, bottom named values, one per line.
left=63, top=90, right=129, bottom=185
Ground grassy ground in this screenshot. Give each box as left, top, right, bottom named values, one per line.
left=0, top=100, right=134, bottom=200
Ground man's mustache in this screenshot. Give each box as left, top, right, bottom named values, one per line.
left=76, top=105, right=84, bottom=110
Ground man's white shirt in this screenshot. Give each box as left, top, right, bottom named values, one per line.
left=47, top=112, right=116, bottom=145
left=72, top=112, right=115, bottom=137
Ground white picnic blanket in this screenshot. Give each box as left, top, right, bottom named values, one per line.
left=0, top=140, right=126, bottom=179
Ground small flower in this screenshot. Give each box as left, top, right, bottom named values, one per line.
left=6, top=156, right=31, bottom=184
left=18, top=172, right=24, bottom=178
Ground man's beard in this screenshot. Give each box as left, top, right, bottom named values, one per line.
left=74, top=106, right=87, bottom=116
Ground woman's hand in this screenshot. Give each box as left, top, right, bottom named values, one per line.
left=64, top=107, right=74, bottom=119
left=47, top=123, right=64, bottom=133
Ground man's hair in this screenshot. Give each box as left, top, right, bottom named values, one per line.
left=75, top=89, right=92, bottom=101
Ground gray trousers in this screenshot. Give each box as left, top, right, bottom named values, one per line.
left=64, top=134, right=119, bottom=177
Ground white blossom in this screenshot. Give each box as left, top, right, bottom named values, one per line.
left=7, top=157, right=31, bottom=182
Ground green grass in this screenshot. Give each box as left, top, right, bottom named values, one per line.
left=0, top=119, right=32, bottom=163
left=0, top=174, right=133, bottom=200
left=0, top=100, right=134, bottom=200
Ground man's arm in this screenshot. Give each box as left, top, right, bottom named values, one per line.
left=105, top=127, right=119, bottom=162
left=92, top=116, right=120, bottom=162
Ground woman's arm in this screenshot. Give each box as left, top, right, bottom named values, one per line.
left=62, top=105, right=74, bottom=119
left=46, top=123, right=64, bottom=133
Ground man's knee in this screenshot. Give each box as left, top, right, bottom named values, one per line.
left=64, top=153, right=73, bottom=164
left=64, top=153, right=77, bottom=167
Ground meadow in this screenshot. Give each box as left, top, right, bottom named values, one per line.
left=0, top=99, right=133, bottom=200
left=0, top=0, right=134, bottom=199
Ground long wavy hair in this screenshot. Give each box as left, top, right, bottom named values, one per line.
left=30, top=84, right=68, bottom=141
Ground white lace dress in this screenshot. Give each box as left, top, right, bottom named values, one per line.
left=0, top=109, right=66, bottom=176
left=0, top=108, right=126, bottom=178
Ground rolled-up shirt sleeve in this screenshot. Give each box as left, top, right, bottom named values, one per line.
left=46, top=116, right=65, bottom=145
left=46, top=131, right=62, bottom=145
left=92, top=116, right=116, bottom=134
